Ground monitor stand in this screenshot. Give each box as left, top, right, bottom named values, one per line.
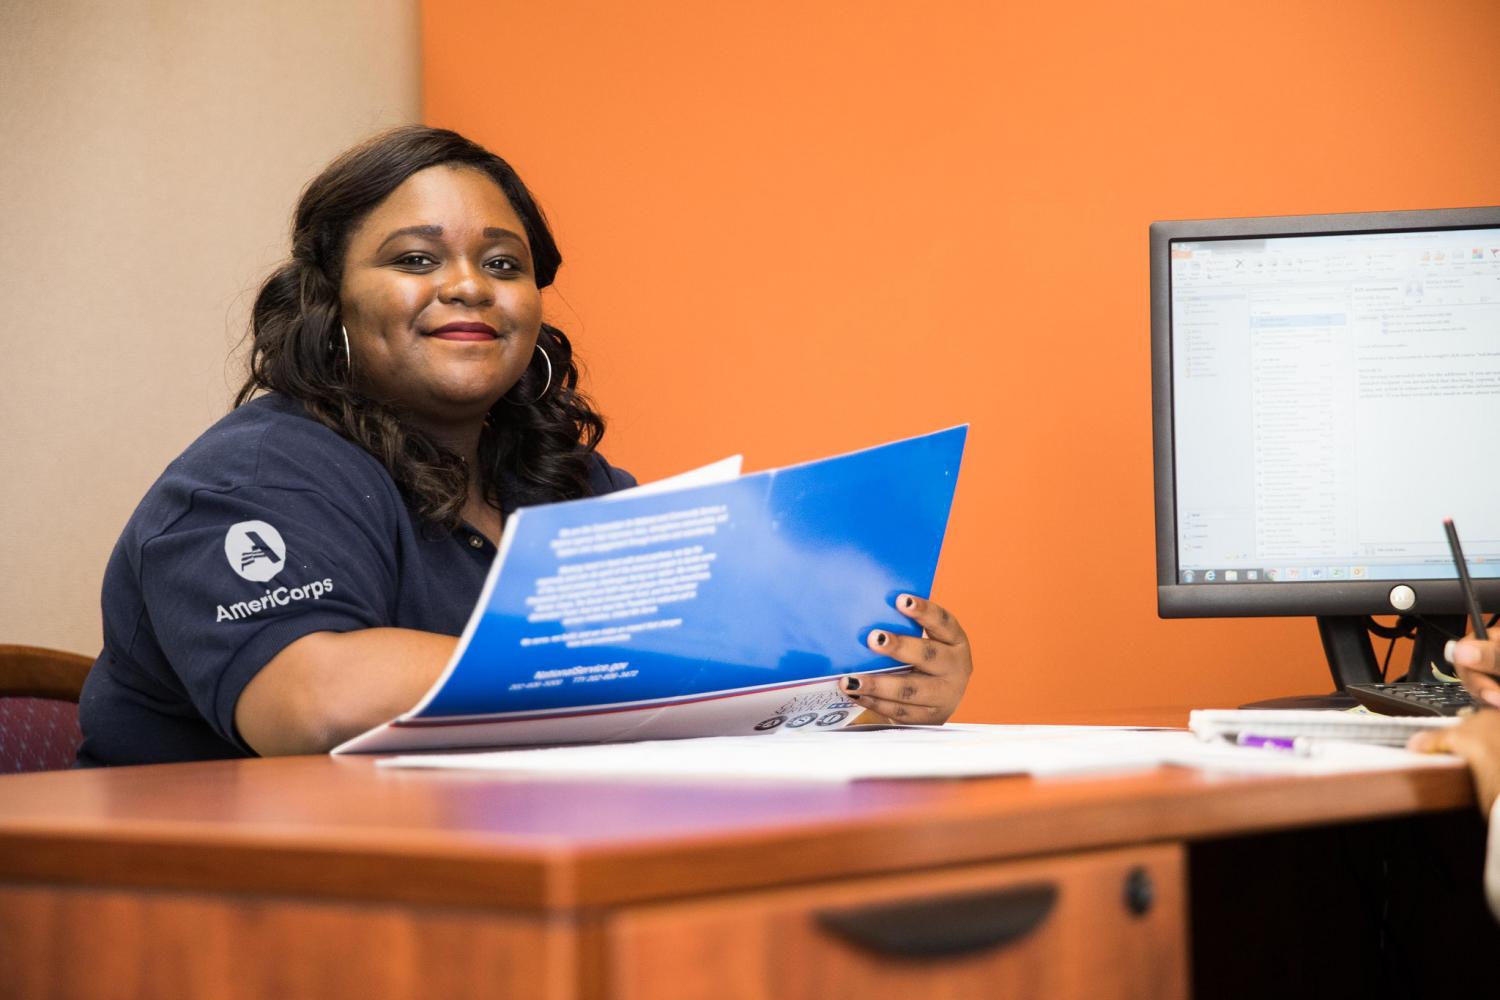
left=1238, top=614, right=1467, bottom=710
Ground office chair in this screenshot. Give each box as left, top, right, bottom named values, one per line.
left=0, top=644, right=93, bottom=773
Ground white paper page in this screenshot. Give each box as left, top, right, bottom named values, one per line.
left=378, top=726, right=1173, bottom=781
left=335, top=676, right=865, bottom=755
left=601, top=455, right=743, bottom=499
left=376, top=724, right=1464, bottom=782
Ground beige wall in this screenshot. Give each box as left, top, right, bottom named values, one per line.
left=0, top=1, right=420, bottom=654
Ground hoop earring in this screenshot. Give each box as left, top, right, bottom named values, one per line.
left=340, top=325, right=352, bottom=371
left=505, top=344, right=553, bottom=406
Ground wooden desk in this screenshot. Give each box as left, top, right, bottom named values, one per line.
left=0, top=755, right=1485, bottom=999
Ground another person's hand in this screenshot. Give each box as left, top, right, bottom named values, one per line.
left=840, top=594, right=972, bottom=724
left=1445, top=636, right=1500, bottom=710
left=1408, top=710, right=1500, bottom=814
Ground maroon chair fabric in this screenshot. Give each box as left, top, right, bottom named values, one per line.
left=0, top=645, right=92, bottom=772
left=0, top=696, right=83, bottom=772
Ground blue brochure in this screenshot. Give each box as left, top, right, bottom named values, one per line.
left=335, top=426, right=967, bottom=754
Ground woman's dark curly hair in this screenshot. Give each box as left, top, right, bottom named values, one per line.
left=235, top=125, right=606, bottom=529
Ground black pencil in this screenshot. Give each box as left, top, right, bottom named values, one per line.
left=1443, top=517, right=1489, bottom=641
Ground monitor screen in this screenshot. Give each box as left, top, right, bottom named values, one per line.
left=1152, top=207, right=1500, bottom=622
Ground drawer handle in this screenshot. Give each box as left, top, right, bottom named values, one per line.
left=815, top=883, right=1058, bottom=959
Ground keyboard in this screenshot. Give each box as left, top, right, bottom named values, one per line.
left=1345, top=681, right=1478, bottom=717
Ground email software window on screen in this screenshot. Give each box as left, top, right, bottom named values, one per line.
left=1171, top=228, right=1500, bottom=584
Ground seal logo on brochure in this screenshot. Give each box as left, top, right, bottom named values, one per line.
left=224, top=520, right=286, bottom=583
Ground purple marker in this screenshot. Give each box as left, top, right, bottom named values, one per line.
left=1235, top=732, right=1311, bottom=756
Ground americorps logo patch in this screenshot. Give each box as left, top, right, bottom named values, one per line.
left=225, top=520, right=286, bottom=582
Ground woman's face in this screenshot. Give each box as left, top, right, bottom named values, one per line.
left=338, top=165, right=543, bottom=427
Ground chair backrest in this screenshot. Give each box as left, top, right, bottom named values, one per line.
left=0, top=645, right=93, bottom=773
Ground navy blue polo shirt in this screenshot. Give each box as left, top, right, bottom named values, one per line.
left=78, top=393, right=634, bottom=766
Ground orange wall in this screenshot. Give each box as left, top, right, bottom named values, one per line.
left=422, top=1, right=1500, bottom=722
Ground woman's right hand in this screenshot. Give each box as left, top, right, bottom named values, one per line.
left=1407, top=707, right=1500, bottom=815
left=1446, top=636, right=1500, bottom=710
left=1406, top=637, right=1500, bottom=818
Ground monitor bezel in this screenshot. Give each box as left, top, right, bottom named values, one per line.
left=1151, top=205, right=1500, bottom=618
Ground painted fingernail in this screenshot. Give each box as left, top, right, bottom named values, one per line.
left=842, top=675, right=862, bottom=692
left=1444, top=639, right=1457, bottom=664
left=1454, top=642, right=1481, bottom=667
left=872, top=630, right=888, bottom=647
left=901, top=595, right=916, bottom=610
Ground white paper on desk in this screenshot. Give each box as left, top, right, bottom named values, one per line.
left=1155, top=731, right=1463, bottom=775
left=378, top=725, right=1176, bottom=781
left=376, top=724, right=1466, bottom=782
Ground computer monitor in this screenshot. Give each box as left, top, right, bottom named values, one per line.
left=1151, top=207, right=1500, bottom=698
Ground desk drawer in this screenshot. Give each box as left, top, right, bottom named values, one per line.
left=606, top=843, right=1185, bottom=1000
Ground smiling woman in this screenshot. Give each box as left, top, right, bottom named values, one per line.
left=76, top=126, right=974, bottom=766
left=238, top=129, right=604, bottom=533
left=76, top=128, right=637, bottom=765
